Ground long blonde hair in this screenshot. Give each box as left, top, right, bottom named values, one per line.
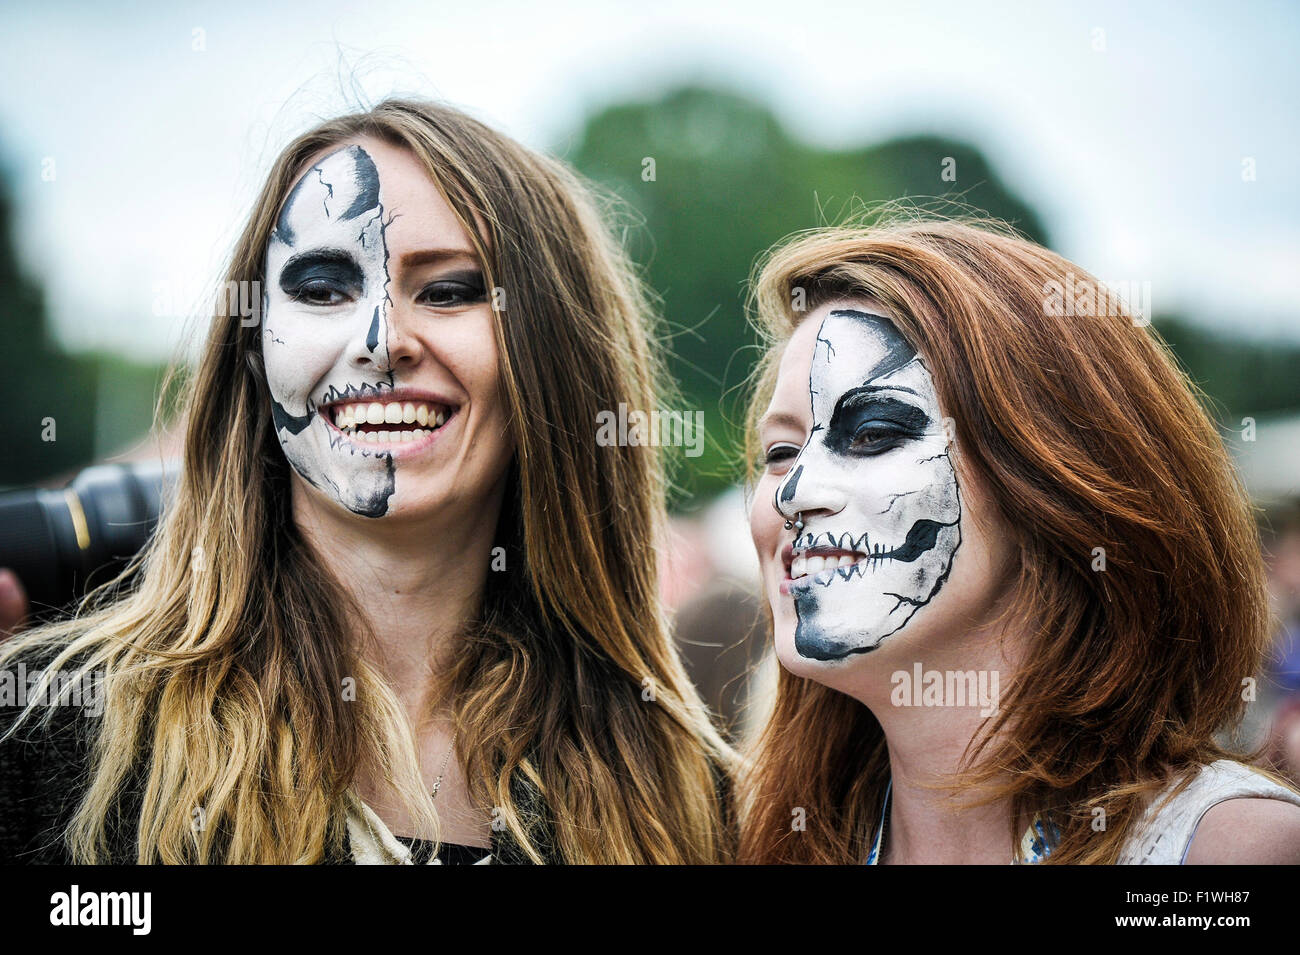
left=737, top=215, right=1288, bottom=864
left=2, top=99, right=733, bottom=864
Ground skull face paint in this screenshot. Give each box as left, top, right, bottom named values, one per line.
left=262, top=144, right=402, bottom=518
left=774, top=308, right=961, bottom=661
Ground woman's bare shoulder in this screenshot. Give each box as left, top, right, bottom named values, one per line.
left=1185, top=796, right=1300, bottom=864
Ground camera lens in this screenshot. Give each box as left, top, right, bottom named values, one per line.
left=0, top=461, right=175, bottom=618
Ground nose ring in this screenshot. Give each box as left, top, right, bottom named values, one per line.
left=783, top=512, right=804, bottom=532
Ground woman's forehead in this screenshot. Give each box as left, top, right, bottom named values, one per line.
left=777, top=301, right=905, bottom=383
left=274, top=138, right=476, bottom=260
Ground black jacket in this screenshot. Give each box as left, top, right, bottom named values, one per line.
left=0, top=649, right=558, bottom=865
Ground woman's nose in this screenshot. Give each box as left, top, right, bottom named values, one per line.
left=774, top=445, right=848, bottom=525
left=348, top=304, right=423, bottom=371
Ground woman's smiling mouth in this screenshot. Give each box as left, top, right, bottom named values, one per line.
left=320, top=394, right=459, bottom=456
left=778, top=520, right=953, bottom=594
left=789, top=546, right=872, bottom=581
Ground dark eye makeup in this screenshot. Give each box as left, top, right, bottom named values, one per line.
left=279, top=250, right=364, bottom=304
left=417, top=269, right=487, bottom=307
left=827, top=390, right=929, bottom=456
left=278, top=251, right=488, bottom=310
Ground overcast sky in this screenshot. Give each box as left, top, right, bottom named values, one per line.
left=1, top=0, right=1297, bottom=363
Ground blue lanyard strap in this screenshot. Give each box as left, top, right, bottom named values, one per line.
left=863, top=779, right=891, bottom=865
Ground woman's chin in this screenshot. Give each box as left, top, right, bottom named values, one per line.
left=774, top=627, right=850, bottom=678
left=772, top=618, right=909, bottom=690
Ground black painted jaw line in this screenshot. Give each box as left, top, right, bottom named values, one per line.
left=793, top=631, right=885, bottom=663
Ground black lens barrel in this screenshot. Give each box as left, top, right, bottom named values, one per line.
left=0, top=461, right=175, bottom=617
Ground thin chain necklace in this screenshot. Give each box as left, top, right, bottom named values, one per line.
left=430, top=729, right=458, bottom=800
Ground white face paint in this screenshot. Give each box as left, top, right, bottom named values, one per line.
left=773, top=308, right=961, bottom=661
left=262, top=143, right=485, bottom=519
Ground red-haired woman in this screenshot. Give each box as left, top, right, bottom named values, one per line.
left=740, top=217, right=1300, bottom=864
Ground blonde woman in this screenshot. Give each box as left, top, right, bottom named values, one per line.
left=739, top=218, right=1300, bottom=864
left=0, top=100, right=732, bottom=864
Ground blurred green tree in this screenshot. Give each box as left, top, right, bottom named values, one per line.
left=0, top=155, right=168, bottom=488
left=0, top=158, right=98, bottom=487
left=1154, top=315, right=1300, bottom=425
left=564, top=85, right=1050, bottom=505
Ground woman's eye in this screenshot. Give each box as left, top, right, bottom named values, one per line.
left=418, top=279, right=487, bottom=307
left=763, top=444, right=800, bottom=471
left=850, top=424, right=908, bottom=454
left=290, top=281, right=349, bottom=306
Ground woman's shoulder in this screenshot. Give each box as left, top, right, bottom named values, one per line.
left=1118, top=760, right=1300, bottom=865
left=1, top=637, right=103, bottom=739
left=1183, top=794, right=1300, bottom=864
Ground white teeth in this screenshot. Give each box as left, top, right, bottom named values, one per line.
left=336, top=426, right=432, bottom=445
left=327, top=397, right=452, bottom=446
left=790, top=551, right=874, bottom=581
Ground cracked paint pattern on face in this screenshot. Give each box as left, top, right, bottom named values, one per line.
left=262, top=144, right=399, bottom=518
left=775, top=309, right=962, bottom=661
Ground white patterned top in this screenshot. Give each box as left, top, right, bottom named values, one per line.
left=345, top=791, right=492, bottom=865
left=865, top=760, right=1300, bottom=864
left=1117, top=760, right=1300, bottom=864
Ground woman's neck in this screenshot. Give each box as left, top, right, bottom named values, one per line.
left=291, top=477, right=505, bottom=723
left=290, top=477, right=505, bottom=846
left=877, top=716, right=1016, bottom=864
left=845, top=616, right=1029, bottom=864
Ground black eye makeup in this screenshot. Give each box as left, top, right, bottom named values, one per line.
left=416, top=269, right=487, bottom=307
left=279, top=250, right=365, bottom=305
left=826, top=389, right=930, bottom=456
